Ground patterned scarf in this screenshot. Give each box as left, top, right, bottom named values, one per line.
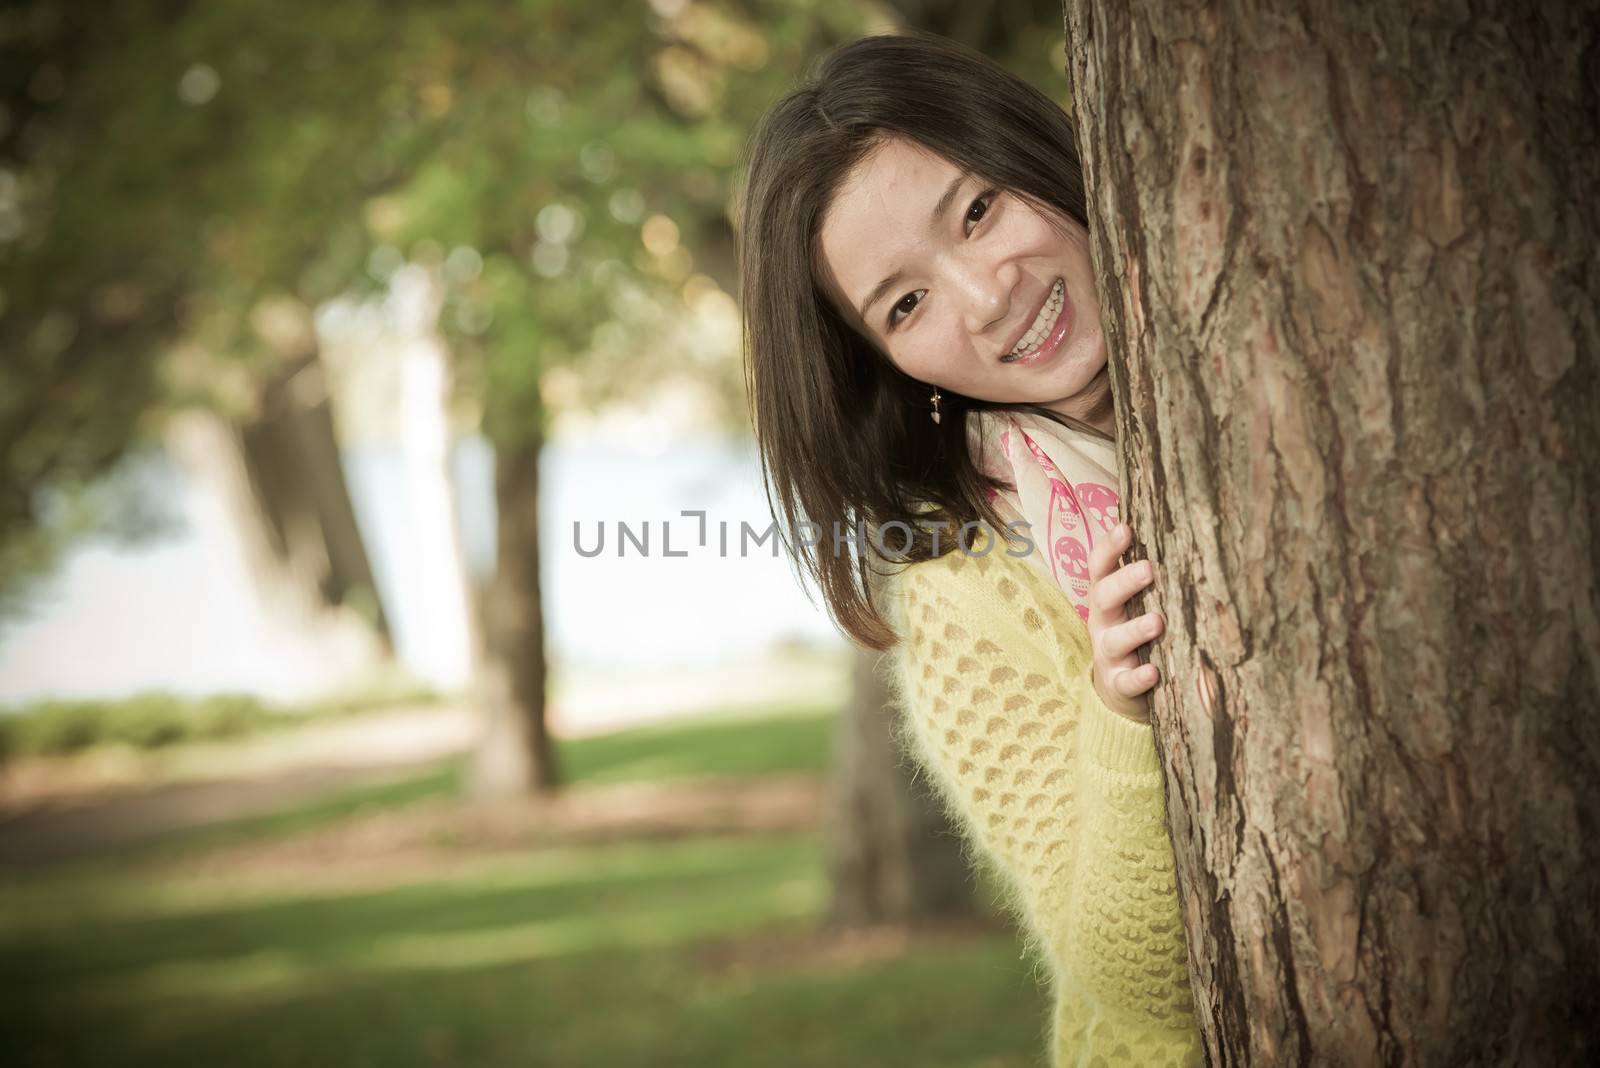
left=967, top=409, right=1123, bottom=625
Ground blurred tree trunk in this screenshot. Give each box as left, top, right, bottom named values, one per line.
left=466, top=433, right=558, bottom=795
left=829, top=580, right=976, bottom=926
left=1064, top=2, right=1600, bottom=1063
left=165, top=408, right=387, bottom=689
left=239, top=351, right=391, bottom=645
left=882, top=0, right=1058, bottom=52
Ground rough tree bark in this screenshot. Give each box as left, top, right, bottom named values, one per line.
left=828, top=639, right=976, bottom=926
left=1062, top=2, right=1599, bottom=1064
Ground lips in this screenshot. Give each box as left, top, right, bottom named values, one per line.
left=999, top=278, right=1071, bottom=365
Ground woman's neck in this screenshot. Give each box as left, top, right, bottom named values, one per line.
left=1044, top=367, right=1115, bottom=437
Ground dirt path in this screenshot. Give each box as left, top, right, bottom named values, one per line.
left=0, top=702, right=827, bottom=871
left=0, top=704, right=473, bottom=868
left=0, top=759, right=456, bottom=868
left=0, top=764, right=825, bottom=881
left=168, top=773, right=826, bottom=890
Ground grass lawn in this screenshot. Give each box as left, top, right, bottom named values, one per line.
left=0, top=704, right=1050, bottom=1067
left=558, top=700, right=838, bottom=786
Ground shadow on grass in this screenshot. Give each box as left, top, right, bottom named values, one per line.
left=0, top=837, right=823, bottom=985
left=0, top=830, right=1044, bottom=1068
left=0, top=704, right=1052, bottom=1068
left=102, top=938, right=1046, bottom=1068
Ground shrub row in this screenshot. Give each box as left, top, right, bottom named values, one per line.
left=0, top=685, right=440, bottom=760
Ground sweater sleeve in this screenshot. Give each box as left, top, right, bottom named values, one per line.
left=887, top=547, right=1202, bottom=1067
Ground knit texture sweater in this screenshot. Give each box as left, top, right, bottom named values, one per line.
left=887, top=539, right=1203, bottom=1067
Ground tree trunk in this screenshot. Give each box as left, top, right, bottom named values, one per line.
left=164, top=408, right=388, bottom=698
left=882, top=0, right=1060, bottom=54
left=827, top=641, right=977, bottom=927
left=466, top=433, right=558, bottom=795
left=239, top=351, right=391, bottom=645
left=1063, top=2, right=1599, bottom=1064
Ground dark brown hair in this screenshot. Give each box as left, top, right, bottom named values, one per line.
left=738, top=32, right=1104, bottom=650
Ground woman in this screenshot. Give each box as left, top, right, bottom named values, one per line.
left=739, top=31, right=1202, bottom=1067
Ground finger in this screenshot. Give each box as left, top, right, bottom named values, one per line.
left=1092, top=559, right=1156, bottom=620
left=1088, top=523, right=1131, bottom=582
left=1113, top=662, right=1161, bottom=699
left=1099, top=612, right=1164, bottom=665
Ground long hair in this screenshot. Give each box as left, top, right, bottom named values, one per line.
left=739, top=32, right=1101, bottom=650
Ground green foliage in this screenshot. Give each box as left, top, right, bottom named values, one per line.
left=0, top=686, right=442, bottom=759
left=0, top=0, right=1071, bottom=604
left=0, top=692, right=266, bottom=757
left=5, top=697, right=107, bottom=756
left=104, top=692, right=193, bottom=751
left=0, top=0, right=883, bottom=604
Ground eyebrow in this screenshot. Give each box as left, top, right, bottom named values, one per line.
left=855, top=170, right=971, bottom=323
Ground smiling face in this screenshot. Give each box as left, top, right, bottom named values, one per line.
left=817, top=137, right=1108, bottom=426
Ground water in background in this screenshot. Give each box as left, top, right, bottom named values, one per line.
left=0, top=434, right=841, bottom=705
left=537, top=435, right=839, bottom=669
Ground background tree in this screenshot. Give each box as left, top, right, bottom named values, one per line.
left=353, top=0, right=885, bottom=792
left=1062, top=1, right=1599, bottom=1062
left=1, top=0, right=872, bottom=790
left=0, top=1, right=411, bottom=630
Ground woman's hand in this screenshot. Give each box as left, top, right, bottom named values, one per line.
left=1087, top=523, right=1164, bottom=724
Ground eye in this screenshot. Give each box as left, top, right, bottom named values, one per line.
left=887, top=289, right=926, bottom=330
left=965, top=189, right=997, bottom=232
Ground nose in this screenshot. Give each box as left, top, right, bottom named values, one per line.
left=944, top=251, right=1017, bottom=336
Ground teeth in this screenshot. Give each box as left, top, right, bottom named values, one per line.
left=1005, top=279, right=1065, bottom=359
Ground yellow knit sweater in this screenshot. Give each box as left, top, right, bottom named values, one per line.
left=887, top=540, right=1203, bottom=1067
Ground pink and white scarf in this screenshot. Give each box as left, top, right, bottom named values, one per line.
left=967, top=409, right=1122, bottom=625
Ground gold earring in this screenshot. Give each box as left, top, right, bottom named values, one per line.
left=930, top=387, right=942, bottom=425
